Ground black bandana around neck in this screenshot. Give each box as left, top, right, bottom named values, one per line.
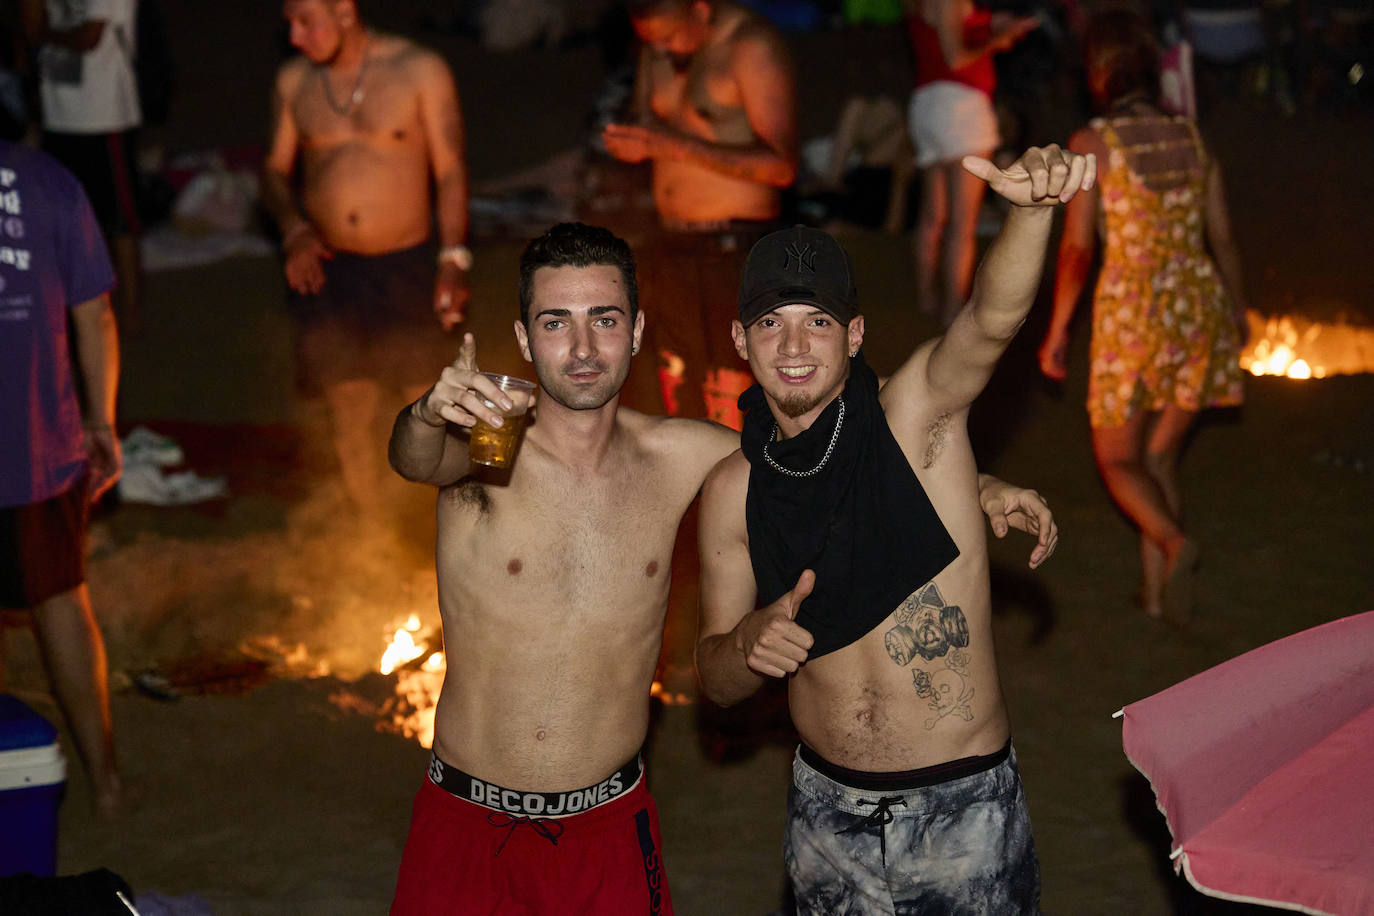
left=738, top=352, right=959, bottom=659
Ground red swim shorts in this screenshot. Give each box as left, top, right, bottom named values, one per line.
left=390, top=767, right=673, bottom=915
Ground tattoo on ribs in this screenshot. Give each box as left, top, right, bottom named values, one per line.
left=922, top=412, right=951, bottom=469
left=884, top=582, right=975, bottom=729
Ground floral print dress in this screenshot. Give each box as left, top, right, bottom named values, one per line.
left=1087, top=114, right=1244, bottom=429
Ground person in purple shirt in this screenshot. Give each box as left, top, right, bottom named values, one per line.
left=0, top=139, right=124, bottom=816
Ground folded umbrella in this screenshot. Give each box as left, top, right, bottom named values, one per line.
left=1120, top=610, right=1374, bottom=915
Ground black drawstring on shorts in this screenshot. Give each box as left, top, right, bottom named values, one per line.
left=835, top=795, right=908, bottom=867
left=486, top=811, right=565, bottom=856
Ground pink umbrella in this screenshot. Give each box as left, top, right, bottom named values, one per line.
left=1119, top=610, right=1374, bottom=915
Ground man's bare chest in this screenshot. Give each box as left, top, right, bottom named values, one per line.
left=647, top=59, right=743, bottom=133
left=445, top=477, right=679, bottom=580
left=292, top=72, right=424, bottom=150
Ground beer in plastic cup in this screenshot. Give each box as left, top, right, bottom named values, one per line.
left=468, top=373, right=536, bottom=468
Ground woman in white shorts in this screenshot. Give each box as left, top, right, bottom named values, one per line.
left=905, top=0, right=1036, bottom=324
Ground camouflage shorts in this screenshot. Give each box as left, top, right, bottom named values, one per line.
left=784, top=744, right=1040, bottom=915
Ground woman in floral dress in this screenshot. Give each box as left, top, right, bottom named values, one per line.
left=1039, top=9, right=1249, bottom=622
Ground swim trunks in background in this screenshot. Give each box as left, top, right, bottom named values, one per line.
left=290, top=242, right=453, bottom=394
left=785, top=741, right=1040, bottom=915
left=0, top=475, right=89, bottom=609
left=391, top=754, right=673, bottom=915
left=637, top=222, right=772, bottom=429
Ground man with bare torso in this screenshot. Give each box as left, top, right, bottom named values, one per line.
left=386, top=222, right=1057, bottom=913
left=697, top=146, right=1094, bottom=913
left=263, top=0, right=468, bottom=520
left=603, top=0, right=796, bottom=430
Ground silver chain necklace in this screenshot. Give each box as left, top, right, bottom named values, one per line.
left=762, top=397, right=846, bottom=478
left=320, top=38, right=370, bottom=117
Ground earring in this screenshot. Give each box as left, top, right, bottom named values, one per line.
left=632, top=346, right=639, bottom=355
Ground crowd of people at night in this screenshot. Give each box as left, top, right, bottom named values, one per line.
left=4, top=0, right=1367, bottom=911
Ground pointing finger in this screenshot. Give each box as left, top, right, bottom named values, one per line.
left=455, top=332, right=477, bottom=371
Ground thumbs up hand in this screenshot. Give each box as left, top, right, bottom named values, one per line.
left=734, top=569, right=817, bottom=678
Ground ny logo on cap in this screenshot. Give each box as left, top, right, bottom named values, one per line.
left=783, top=241, right=816, bottom=274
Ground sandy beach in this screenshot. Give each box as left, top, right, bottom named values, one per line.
left=2, top=4, right=1371, bottom=914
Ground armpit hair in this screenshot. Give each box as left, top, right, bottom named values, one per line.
left=447, top=479, right=492, bottom=518
left=922, top=412, right=951, bottom=469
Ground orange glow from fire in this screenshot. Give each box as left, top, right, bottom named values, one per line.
left=650, top=680, right=693, bottom=706
left=1240, top=311, right=1374, bottom=379
left=379, top=615, right=426, bottom=676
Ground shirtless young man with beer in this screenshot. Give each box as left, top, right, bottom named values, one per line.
left=603, top=0, right=797, bottom=429
left=262, top=0, right=468, bottom=519
left=697, top=146, right=1094, bottom=913
left=385, top=222, right=1057, bottom=913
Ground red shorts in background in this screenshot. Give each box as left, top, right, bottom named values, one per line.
left=390, top=770, right=673, bottom=915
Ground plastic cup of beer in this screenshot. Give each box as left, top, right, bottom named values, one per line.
left=468, top=372, right=536, bottom=468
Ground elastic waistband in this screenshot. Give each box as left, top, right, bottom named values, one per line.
left=799, top=740, right=1011, bottom=792
left=426, top=753, right=643, bottom=819
left=327, top=240, right=435, bottom=266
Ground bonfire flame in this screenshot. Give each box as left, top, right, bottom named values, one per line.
left=380, top=614, right=428, bottom=675
left=377, top=625, right=699, bottom=748
left=1240, top=311, right=1374, bottom=379
left=650, top=680, right=693, bottom=706
left=376, top=614, right=445, bottom=748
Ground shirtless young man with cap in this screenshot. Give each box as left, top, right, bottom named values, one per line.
left=263, top=0, right=468, bottom=520
left=603, top=0, right=797, bottom=429
left=386, top=222, right=1057, bottom=914
left=697, top=145, right=1093, bottom=913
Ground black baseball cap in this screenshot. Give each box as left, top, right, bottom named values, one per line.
left=738, top=226, right=859, bottom=327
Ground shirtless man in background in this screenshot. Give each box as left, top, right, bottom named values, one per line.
left=263, top=0, right=468, bottom=520
left=386, top=222, right=1056, bottom=913
left=603, top=0, right=796, bottom=429
left=697, top=146, right=1093, bottom=912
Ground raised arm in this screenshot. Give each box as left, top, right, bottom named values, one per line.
left=918, top=0, right=1036, bottom=71
left=883, top=145, right=1096, bottom=425
left=603, top=26, right=797, bottom=188
left=1040, top=126, right=1105, bottom=380
left=389, top=333, right=518, bottom=487
left=695, top=454, right=815, bottom=707
left=418, top=51, right=471, bottom=328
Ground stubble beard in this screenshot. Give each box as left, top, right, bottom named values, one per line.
left=775, top=390, right=824, bottom=419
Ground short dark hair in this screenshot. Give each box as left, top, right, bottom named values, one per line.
left=518, top=222, right=639, bottom=327
left=1083, top=9, right=1161, bottom=110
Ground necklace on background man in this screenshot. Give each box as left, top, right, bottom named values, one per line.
left=320, top=35, right=370, bottom=116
